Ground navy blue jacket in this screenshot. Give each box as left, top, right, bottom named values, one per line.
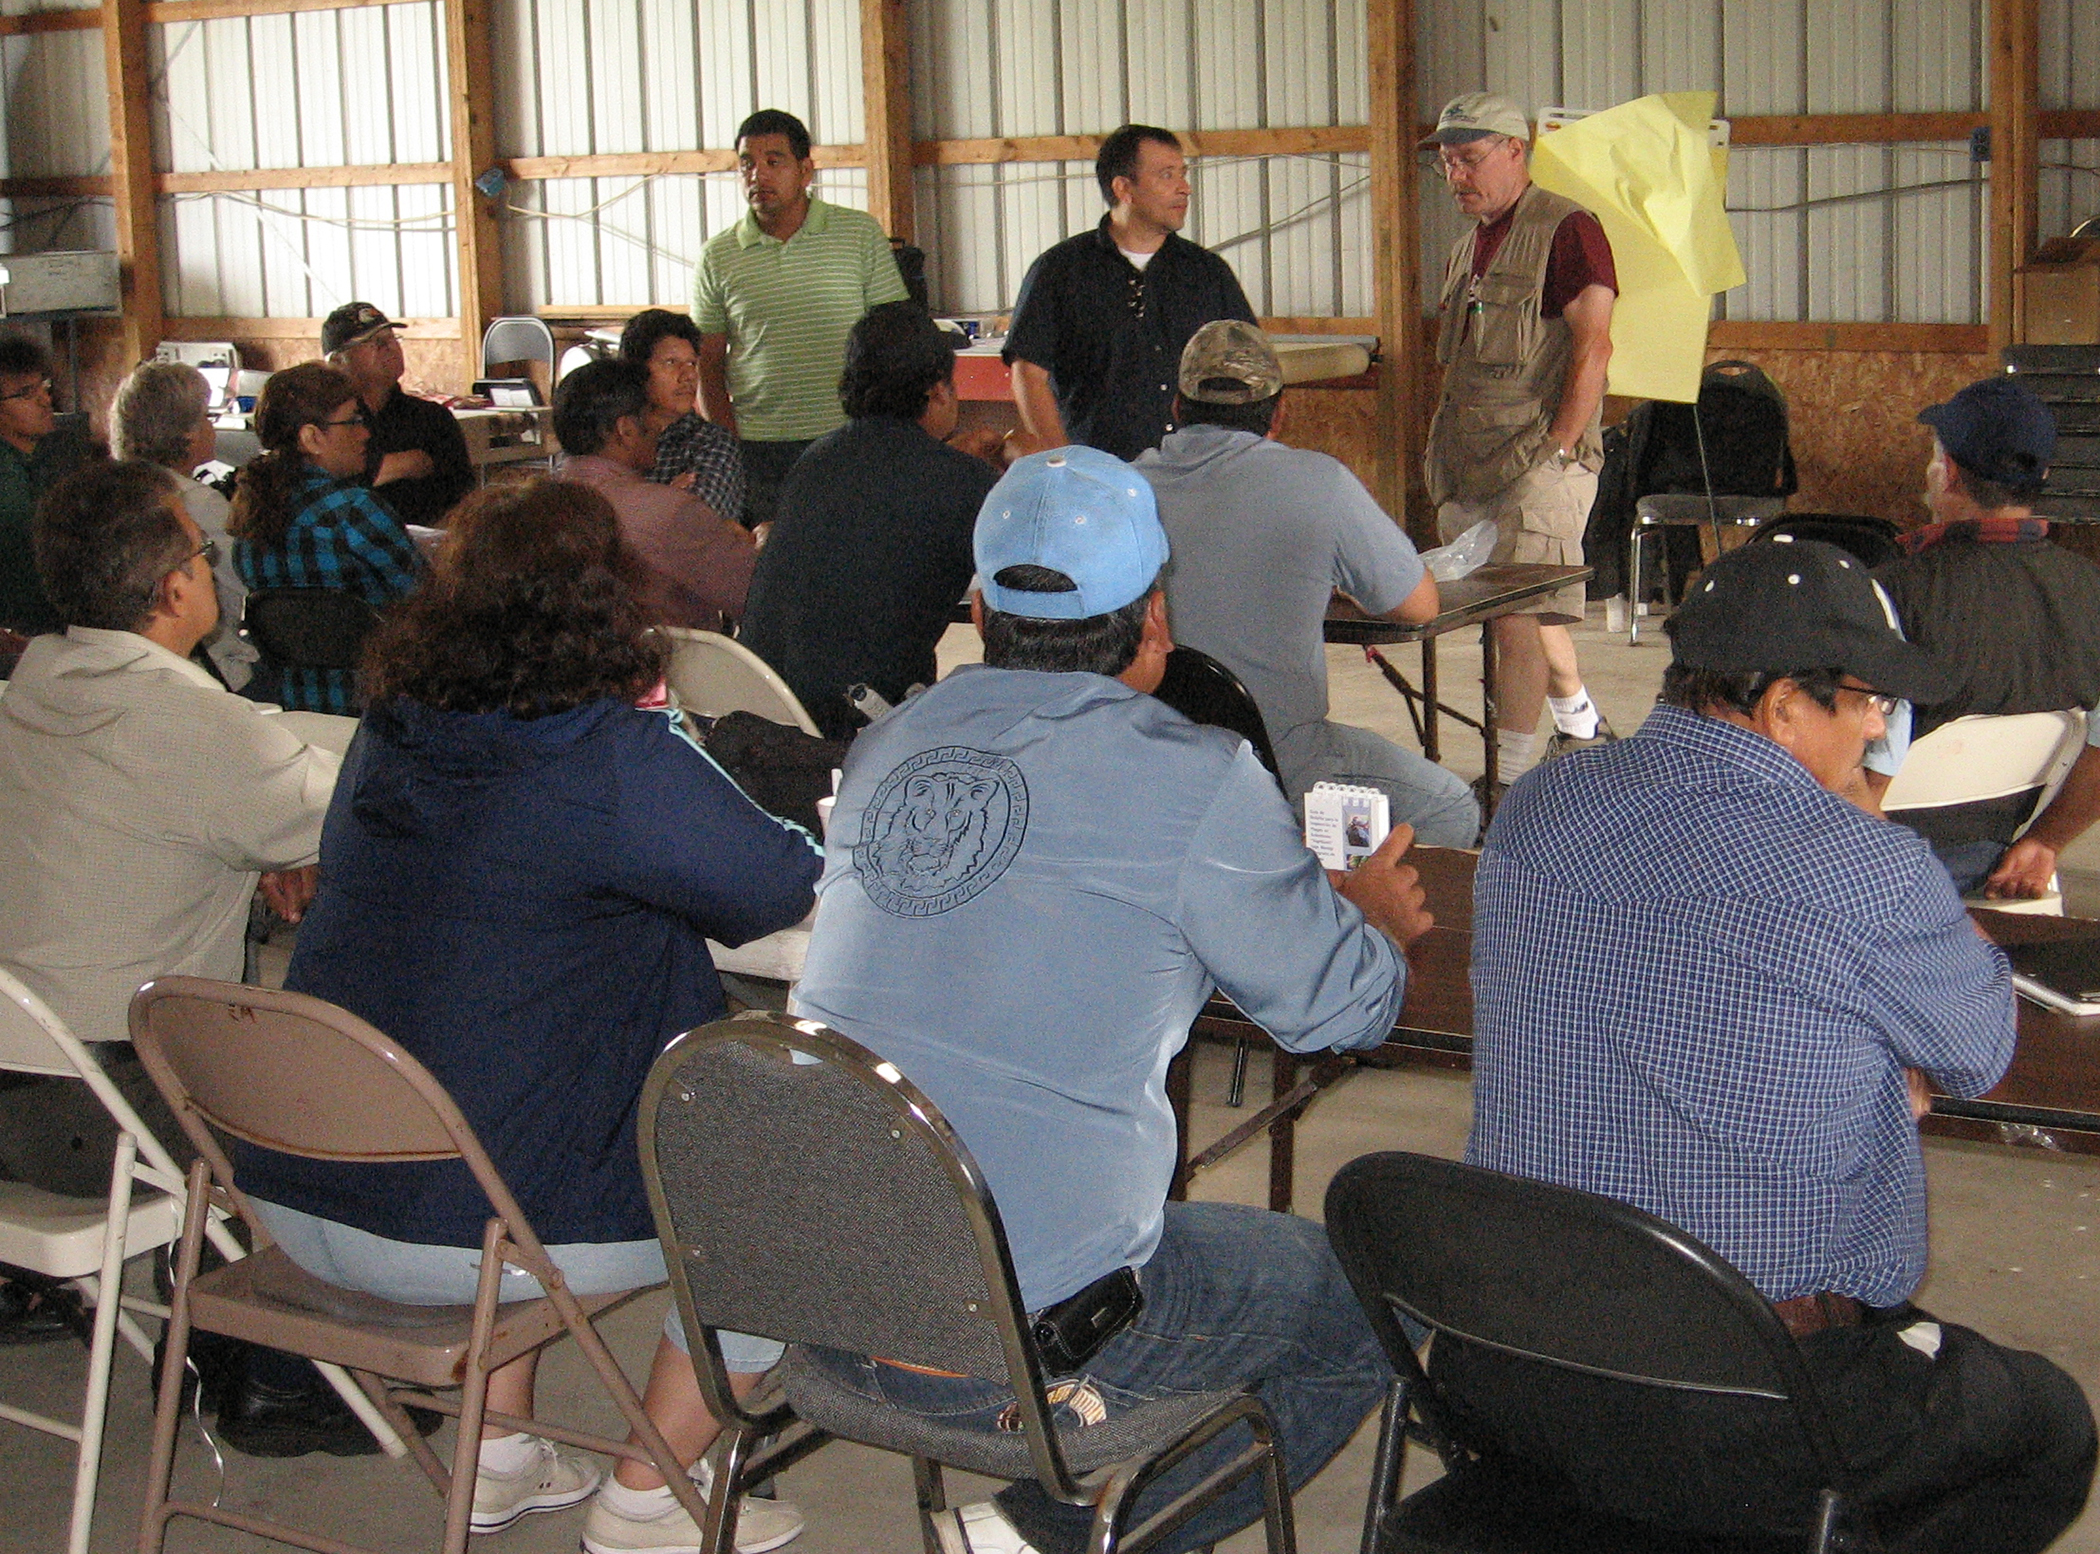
left=239, top=696, right=822, bottom=1246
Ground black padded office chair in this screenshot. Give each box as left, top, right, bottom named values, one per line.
left=640, top=1013, right=1297, bottom=1554
left=1748, top=514, right=1902, bottom=570
left=1152, top=645, right=1281, bottom=781
left=239, top=588, right=382, bottom=674
left=1325, top=1151, right=1873, bottom=1554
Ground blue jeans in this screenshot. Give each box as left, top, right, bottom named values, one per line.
left=802, top=1200, right=1391, bottom=1554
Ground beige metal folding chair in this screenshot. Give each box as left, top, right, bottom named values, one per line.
left=662, top=626, right=823, bottom=735
left=1883, top=710, right=2086, bottom=915
left=129, top=975, right=711, bottom=1554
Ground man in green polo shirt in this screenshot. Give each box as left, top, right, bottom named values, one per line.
left=0, top=333, right=70, bottom=643
left=692, top=108, right=907, bottom=528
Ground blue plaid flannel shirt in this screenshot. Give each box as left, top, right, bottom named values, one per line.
left=649, top=411, right=748, bottom=524
left=1466, top=704, right=2015, bottom=1308
left=233, top=468, right=424, bottom=714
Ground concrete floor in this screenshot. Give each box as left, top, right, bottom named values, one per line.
left=9, top=604, right=2100, bottom=1551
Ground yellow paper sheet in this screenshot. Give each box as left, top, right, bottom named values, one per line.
left=1530, top=91, right=1746, bottom=403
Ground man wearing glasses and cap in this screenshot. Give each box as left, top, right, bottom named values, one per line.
left=1459, top=539, right=2095, bottom=1551
left=790, top=447, right=1429, bottom=1554
left=1423, top=92, right=1618, bottom=802
left=1866, top=377, right=2100, bottom=901
left=321, top=301, right=474, bottom=528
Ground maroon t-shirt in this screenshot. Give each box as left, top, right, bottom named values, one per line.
left=1469, top=205, right=1617, bottom=318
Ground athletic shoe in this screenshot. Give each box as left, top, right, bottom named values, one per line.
left=931, top=1500, right=1042, bottom=1554
left=469, top=1435, right=601, bottom=1534
left=1543, top=713, right=1618, bottom=760
left=580, top=1459, right=805, bottom=1554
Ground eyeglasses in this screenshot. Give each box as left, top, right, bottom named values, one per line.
left=0, top=377, right=53, bottom=403
left=317, top=414, right=366, bottom=430
left=1437, top=143, right=1506, bottom=177
left=1835, top=682, right=1899, bottom=717
left=169, top=536, right=218, bottom=580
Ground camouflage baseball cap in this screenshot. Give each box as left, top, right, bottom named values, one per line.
left=320, top=301, right=396, bottom=355
left=1177, top=319, right=1284, bottom=405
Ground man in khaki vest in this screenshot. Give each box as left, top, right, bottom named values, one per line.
left=1423, top=93, right=1618, bottom=799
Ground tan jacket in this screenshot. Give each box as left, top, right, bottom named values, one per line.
left=0, top=629, right=351, bottom=1042
left=1423, top=183, right=1604, bottom=507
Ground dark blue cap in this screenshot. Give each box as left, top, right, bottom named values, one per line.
left=1917, top=376, right=2056, bottom=495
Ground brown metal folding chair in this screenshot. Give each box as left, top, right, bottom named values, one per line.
left=127, top=974, right=712, bottom=1554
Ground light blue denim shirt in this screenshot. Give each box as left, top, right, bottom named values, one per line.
left=793, top=664, right=1405, bottom=1310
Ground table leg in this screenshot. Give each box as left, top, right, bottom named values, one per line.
left=1480, top=623, right=1500, bottom=796
left=1166, top=1044, right=1192, bottom=1202
left=1269, top=1050, right=1297, bottom=1213
left=1419, top=637, right=1441, bottom=762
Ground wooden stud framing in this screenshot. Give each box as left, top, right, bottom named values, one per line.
left=1366, top=0, right=1421, bottom=531
left=860, top=0, right=915, bottom=243
left=445, top=0, right=504, bottom=388
left=1990, top=0, right=2040, bottom=356
left=100, top=0, right=162, bottom=367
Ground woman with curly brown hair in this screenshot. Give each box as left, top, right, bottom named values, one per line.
left=228, top=361, right=423, bottom=713
left=232, top=478, right=821, bottom=1551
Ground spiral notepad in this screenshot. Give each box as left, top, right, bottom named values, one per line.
left=1304, top=783, right=1389, bottom=872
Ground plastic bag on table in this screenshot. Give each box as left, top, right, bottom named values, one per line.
left=1420, top=518, right=1497, bottom=582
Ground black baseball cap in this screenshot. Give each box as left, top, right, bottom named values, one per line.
left=1665, top=537, right=1954, bottom=703
left=1918, top=376, right=2056, bottom=495
left=320, top=301, right=396, bottom=356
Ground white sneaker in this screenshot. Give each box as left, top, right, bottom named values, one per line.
left=931, top=1500, right=1041, bottom=1554
left=580, top=1459, right=805, bottom=1554
left=469, top=1435, right=602, bottom=1533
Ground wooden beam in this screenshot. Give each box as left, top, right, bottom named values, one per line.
left=101, top=0, right=163, bottom=365
left=860, top=0, right=914, bottom=243
left=1706, top=321, right=1989, bottom=354
left=1990, top=0, right=2040, bottom=356
left=1366, top=0, right=1420, bottom=532
left=501, top=146, right=864, bottom=183
left=0, top=10, right=98, bottom=35
left=0, top=175, right=113, bottom=199
left=1728, top=111, right=1982, bottom=146
left=2039, top=110, right=2100, bottom=141
left=159, top=316, right=462, bottom=340
left=159, top=162, right=452, bottom=193
left=1, top=0, right=418, bottom=30
left=444, top=0, right=503, bottom=389
left=913, top=126, right=1371, bottom=167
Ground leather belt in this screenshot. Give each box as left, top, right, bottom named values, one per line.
left=1771, top=1291, right=1865, bottom=1339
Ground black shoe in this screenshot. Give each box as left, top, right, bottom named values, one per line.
left=216, top=1369, right=441, bottom=1459
left=0, top=1276, right=82, bottom=1345
left=1543, top=713, right=1618, bottom=761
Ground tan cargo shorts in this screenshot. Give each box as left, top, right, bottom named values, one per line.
left=1436, top=458, right=1596, bottom=624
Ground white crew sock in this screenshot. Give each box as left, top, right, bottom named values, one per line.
left=597, top=1476, right=678, bottom=1518
left=1548, top=689, right=1600, bottom=739
left=1496, top=728, right=1539, bottom=778
left=477, top=1431, right=539, bottom=1475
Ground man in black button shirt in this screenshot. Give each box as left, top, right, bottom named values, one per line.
left=739, top=301, right=1001, bottom=739
left=1003, top=125, right=1255, bottom=462
left=321, top=302, right=475, bottom=528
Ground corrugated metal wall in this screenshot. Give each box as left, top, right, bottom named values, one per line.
left=149, top=3, right=458, bottom=319
left=910, top=0, right=1371, bottom=317
left=0, top=4, right=116, bottom=259
left=3, top=0, right=2096, bottom=324
left=493, top=0, right=867, bottom=311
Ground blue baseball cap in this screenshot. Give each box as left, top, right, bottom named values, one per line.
left=974, top=447, right=1169, bottom=620
left=1918, top=377, right=2056, bottom=495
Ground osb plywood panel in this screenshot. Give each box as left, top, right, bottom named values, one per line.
left=1705, top=346, right=1995, bottom=524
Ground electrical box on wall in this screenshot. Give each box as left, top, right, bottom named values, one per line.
left=0, top=251, right=120, bottom=317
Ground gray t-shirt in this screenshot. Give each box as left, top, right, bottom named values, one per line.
left=1137, top=426, right=1424, bottom=740
left=791, top=665, right=1405, bottom=1310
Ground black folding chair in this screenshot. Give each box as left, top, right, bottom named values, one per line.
left=1324, top=1151, right=1875, bottom=1554
left=639, top=1012, right=1297, bottom=1554
left=240, top=587, right=383, bottom=673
